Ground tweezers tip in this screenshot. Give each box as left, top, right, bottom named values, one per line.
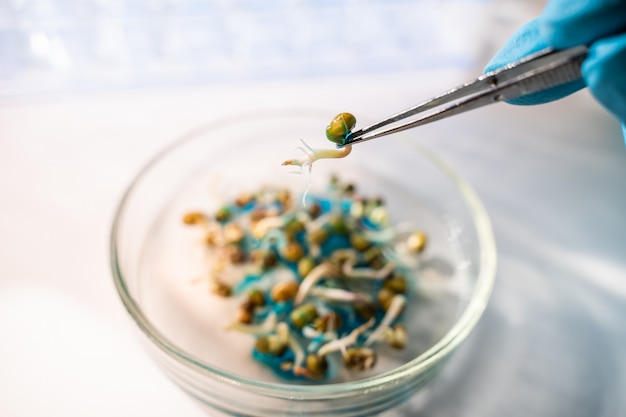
left=337, top=130, right=360, bottom=147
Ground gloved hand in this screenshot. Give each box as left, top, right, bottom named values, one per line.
left=485, top=0, right=626, bottom=131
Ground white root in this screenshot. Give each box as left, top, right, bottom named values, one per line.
left=225, top=311, right=277, bottom=334
left=276, top=321, right=290, bottom=345
left=302, top=326, right=337, bottom=343
left=286, top=329, right=306, bottom=371
left=363, top=222, right=418, bottom=244
left=294, top=262, right=339, bottom=305
left=333, top=248, right=396, bottom=280
left=309, top=287, right=372, bottom=304
left=252, top=216, right=285, bottom=239
left=317, top=318, right=375, bottom=357
left=343, top=261, right=396, bottom=280
left=282, top=139, right=352, bottom=169
left=365, top=295, right=406, bottom=346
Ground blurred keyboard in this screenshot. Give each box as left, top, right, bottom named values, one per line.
left=0, top=0, right=491, bottom=95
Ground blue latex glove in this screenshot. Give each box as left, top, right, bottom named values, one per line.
left=485, top=0, right=626, bottom=136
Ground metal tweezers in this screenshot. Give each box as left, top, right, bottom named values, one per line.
left=339, top=45, right=588, bottom=147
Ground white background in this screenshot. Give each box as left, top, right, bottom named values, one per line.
left=1, top=1, right=625, bottom=416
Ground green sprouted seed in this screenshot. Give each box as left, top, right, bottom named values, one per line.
left=325, top=113, right=357, bottom=145
left=282, top=113, right=357, bottom=206
left=282, top=110, right=357, bottom=169
left=183, top=174, right=429, bottom=380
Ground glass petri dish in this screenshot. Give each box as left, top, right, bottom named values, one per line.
left=111, top=108, right=496, bottom=416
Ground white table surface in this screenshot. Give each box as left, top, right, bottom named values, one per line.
left=1, top=71, right=625, bottom=416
